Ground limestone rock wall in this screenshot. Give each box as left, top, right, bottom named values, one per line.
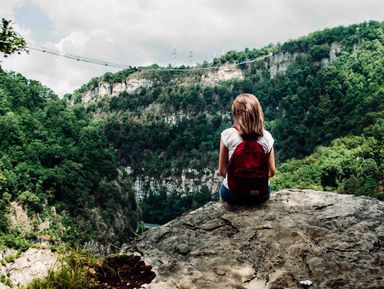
left=201, top=64, right=244, bottom=86
left=268, top=52, right=306, bottom=78
left=129, top=168, right=221, bottom=199
left=82, top=78, right=152, bottom=105
left=269, top=43, right=342, bottom=78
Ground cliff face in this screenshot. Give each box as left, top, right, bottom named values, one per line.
left=269, top=43, right=342, bottom=78
left=201, top=64, right=244, bottom=86
left=131, top=167, right=220, bottom=199
left=81, top=77, right=153, bottom=105
left=124, top=190, right=384, bottom=289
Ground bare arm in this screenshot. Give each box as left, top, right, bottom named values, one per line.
left=218, top=139, right=229, bottom=177
left=268, top=147, right=276, bottom=178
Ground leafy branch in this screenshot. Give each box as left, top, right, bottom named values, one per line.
left=0, top=18, right=28, bottom=58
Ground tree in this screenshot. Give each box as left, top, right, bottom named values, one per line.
left=0, top=18, right=28, bottom=59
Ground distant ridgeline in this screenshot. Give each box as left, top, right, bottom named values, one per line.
left=0, top=71, right=139, bottom=247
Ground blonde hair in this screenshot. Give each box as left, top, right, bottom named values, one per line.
left=232, top=93, right=264, bottom=136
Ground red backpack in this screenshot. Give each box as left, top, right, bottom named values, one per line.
left=227, top=127, right=269, bottom=196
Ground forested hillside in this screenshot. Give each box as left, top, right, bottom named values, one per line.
left=68, top=21, right=384, bottom=223
left=0, top=71, right=139, bottom=246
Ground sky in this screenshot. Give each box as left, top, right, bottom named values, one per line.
left=1, top=0, right=383, bottom=96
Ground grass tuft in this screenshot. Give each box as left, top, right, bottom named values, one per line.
left=23, top=249, right=98, bottom=289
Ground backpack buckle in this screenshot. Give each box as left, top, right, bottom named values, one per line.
left=250, top=190, right=260, bottom=196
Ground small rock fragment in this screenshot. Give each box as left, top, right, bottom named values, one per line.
left=300, top=279, right=313, bottom=287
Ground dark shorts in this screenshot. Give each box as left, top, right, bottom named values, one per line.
left=220, top=184, right=271, bottom=205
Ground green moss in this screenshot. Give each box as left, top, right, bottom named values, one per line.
left=0, top=273, right=12, bottom=287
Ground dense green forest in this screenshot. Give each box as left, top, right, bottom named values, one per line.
left=273, top=134, right=384, bottom=200
left=68, top=21, right=384, bottom=223
left=0, top=71, right=139, bottom=247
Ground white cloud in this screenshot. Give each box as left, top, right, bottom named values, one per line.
left=0, top=0, right=26, bottom=18
left=1, top=0, right=383, bottom=96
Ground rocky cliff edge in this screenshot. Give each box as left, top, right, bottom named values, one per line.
left=124, top=189, right=384, bottom=289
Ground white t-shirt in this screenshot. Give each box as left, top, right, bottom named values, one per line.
left=221, top=127, right=274, bottom=189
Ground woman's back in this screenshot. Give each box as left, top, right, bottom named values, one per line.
left=218, top=93, right=276, bottom=204
left=221, top=127, right=274, bottom=190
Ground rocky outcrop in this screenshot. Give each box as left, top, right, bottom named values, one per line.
left=132, top=168, right=220, bottom=199
left=269, top=43, right=342, bottom=78
left=124, top=189, right=384, bottom=289
left=329, top=43, right=342, bottom=62
left=82, top=78, right=152, bottom=105
left=201, top=64, right=244, bottom=86
left=268, top=52, right=306, bottom=78
left=321, top=43, right=343, bottom=66
left=0, top=248, right=57, bottom=288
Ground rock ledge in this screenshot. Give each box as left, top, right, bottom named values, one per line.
left=125, top=189, right=384, bottom=289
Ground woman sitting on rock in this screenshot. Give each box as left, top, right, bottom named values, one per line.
left=218, top=93, right=276, bottom=204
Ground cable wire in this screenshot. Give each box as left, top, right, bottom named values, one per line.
left=27, top=44, right=273, bottom=72
left=27, top=45, right=131, bottom=69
